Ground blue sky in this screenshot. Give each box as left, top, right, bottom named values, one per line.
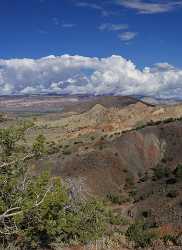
left=0, top=0, right=182, bottom=68
left=1, top=0, right=182, bottom=98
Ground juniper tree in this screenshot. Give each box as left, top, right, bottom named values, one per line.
left=0, top=121, right=108, bottom=249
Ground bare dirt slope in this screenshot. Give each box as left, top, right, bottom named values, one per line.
left=36, top=120, right=182, bottom=194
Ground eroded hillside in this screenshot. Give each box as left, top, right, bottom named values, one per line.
left=1, top=95, right=182, bottom=250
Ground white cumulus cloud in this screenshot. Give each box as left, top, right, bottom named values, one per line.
left=0, top=55, right=182, bottom=99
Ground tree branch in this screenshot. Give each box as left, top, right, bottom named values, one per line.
left=35, top=184, right=52, bottom=207
left=0, top=183, right=52, bottom=221
left=0, top=207, right=21, bottom=220
left=0, top=153, right=35, bottom=169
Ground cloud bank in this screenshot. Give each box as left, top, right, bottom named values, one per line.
left=0, top=54, right=182, bottom=99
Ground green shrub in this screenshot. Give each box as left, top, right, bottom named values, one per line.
left=153, top=165, right=171, bottom=180
left=142, top=210, right=152, bottom=218
left=125, top=175, right=135, bottom=188
left=136, top=122, right=146, bottom=130
left=66, top=200, right=108, bottom=243
left=106, top=193, right=128, bottom=205
left=32, top=134, right=46, bottom=158
left=174, top=164, right=182, bottom=180
left=108, top=211, right=128, bottom=226
left=126, top=221, right=158, bottom=248
left=46, top=141, right=60, bottom=154
left=166, top=190, right=178, bottom=198
left=74, top=141, right=82, bottom=145
left=62, top=150, right=71, bottom=155
left=129, top=189, right=137, bottom=198
left=163, top=234, right=176, bottom=244
left=0, top=120, right=33, bottom=157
